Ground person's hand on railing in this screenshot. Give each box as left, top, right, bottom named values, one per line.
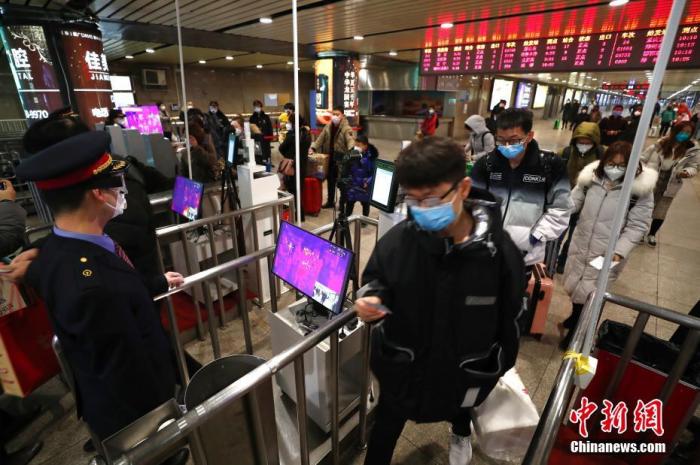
left=0, top=248, right=39, bottom=283
left=165, top=271, right=185, bottom=290
left=0, top=180, right=17, bottom=202
left=355, top=296, right=388, bottom=322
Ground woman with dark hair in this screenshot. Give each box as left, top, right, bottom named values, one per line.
left=641, top=121, right=700, bottom=245
left=278, top=113, right=311, bottom=221
left=180, top=121, right=219, bottom=184
left=559, top=141, right=657, bottom=349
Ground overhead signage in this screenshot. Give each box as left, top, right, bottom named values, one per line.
left=420, top=25, right=700, bottom=75
left=59, top=28, right=113, bottom=128
left=0, top=25, right=64, bottom=123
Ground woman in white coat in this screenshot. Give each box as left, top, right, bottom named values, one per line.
left=559, top=141, right=657, bottom=349
left=641, top=121, right=700, bottom=246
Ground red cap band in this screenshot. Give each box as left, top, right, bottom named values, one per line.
left=35, top=153, right=113, bottom=190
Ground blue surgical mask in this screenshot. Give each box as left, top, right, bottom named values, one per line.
left=498, top=143, right=524, bottom=159
left=676, top=132, right=690, bottom=143
left=410, top=202, right=456, bottom=232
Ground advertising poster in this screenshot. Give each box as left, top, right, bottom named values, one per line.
left=533, top=84, right=549, bottom=109
left=0, top=25, right=64, bottom=123
left=490, top=79, right=514, bottom=109
left=515, top=82, right=533, bottom=108
left=333, top=56, right=359, bottom=126
left=59, top=28, right=113, bottom=128
left=314, top=59, right=333, bottom=126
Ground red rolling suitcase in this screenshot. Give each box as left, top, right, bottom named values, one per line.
left=303, top=177, right=322, bottom=215
left=526, top=263, right=554, bottom=338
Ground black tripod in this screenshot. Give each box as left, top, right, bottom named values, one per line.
left=220, top=161, right=240, bottom=214
left=329, top=175, right=359, bottom=296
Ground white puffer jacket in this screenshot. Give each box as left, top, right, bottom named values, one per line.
left=563, top=161, right=657, bottom=304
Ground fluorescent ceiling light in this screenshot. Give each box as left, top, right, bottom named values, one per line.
left=145, top=48, right=155, bottom=54
left=256, top=64, right=263, bottom=69
left=441, top=22, right=454, bottom=29
left=609, top=0, right=629, bottom=6
left=125, top=55, right=134, bottom=59
left=260, top=17, right=273, bottom=24
left=287, top=61, right=294, bottom=65
left=353, top=35, right=364, bottom=40
left=198, top=60, right=206, bottom=64
left=225, top=56, right=234, bottom=60
left=389, top=50, right=398, bottom=56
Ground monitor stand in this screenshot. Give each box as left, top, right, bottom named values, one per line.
left=290, top=298, right=332, bottom=334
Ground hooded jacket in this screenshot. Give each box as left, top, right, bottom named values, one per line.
left=560, top=122, right=605, bottom=187
left=464, top=115, right=496, bottom=162
left=563, top=161, right=656, bottom=304
left=471, top=140, right=573, bottom=265
left=361, top=188, right=525, bottom=422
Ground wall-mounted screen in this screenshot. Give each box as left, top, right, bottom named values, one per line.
left=121, top=105, right=163, bottom=134
left=110, top=75, right=132, bottom=92
left=420, top=26, right=700, bottom=75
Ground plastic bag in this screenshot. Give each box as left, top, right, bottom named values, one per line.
left=472, top=368, right=540, bottom=462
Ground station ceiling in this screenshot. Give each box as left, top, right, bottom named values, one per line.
left=2, top=0, right=699, bottom=89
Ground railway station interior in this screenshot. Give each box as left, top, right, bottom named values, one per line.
left=1, top=0, right=700, bottom=464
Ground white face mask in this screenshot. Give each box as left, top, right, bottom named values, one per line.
left=604, top=166, right=625, bottom=181
left=115, top=117, right=125, bottom=126
left=428, top=109, right=435, bottom=114
left=354, top=146, right=363, bottom=153
left=576, top=143, right=593, bottom=154
left=634, top=110, right=642, bottom=117
left=285, top=123, right=293, bottom=131
left=209, top=106, right=217, bottom=113
left=254, top=107, right=262, bottom=113
left=234, top=127, right=242, bottom=136
left=160, top=105, right=166, bottom=111
left=331, top=115, right=341, bottom=125
left=105, top=187, right=127, bottom=218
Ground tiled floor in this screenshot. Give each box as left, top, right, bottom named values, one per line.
left=5, top=120, right=700, bottom=465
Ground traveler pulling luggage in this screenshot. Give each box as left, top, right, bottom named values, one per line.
left=303, top=177, right=322, bottom=215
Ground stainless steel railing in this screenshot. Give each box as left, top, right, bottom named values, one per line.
left=112, top=214, right=378, bottom=465
left=154, top=191, right=296, bottom=348
left=523, top=291, right=700, bottom=464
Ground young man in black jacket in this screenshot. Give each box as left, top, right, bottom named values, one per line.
left=355, top=137, right=526, bottom=465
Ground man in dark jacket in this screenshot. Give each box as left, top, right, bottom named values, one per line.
left=278, top=114, right=311, bottom=221
left=16, top=132, right=183, bottom=443
left=561, top=99, right=572, bottom=129
left=471, top=109, right=572, bottom=269
left=599, top=104, right=629, bottom=146
left=620, top=104, right=644, bottom=143
left=356, top=137, right=525, bottom=465
left=249, top=99, right=273, bottom=165
left=205, top=100, right=230, bottom=157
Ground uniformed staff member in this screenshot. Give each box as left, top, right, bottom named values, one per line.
left=15, top=132, right=183, bottom=444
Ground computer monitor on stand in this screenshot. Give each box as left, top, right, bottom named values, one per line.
left=272, top=222, right=354, bottom=329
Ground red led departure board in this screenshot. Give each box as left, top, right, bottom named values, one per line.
left=420, top=26, right=700, bottom=75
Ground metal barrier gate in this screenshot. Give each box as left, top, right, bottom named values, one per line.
left=523, top=291, right=700, bottom=465
left=110, top=215, right=378, bottom=465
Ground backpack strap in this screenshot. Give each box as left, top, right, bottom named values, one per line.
left=539, top=151, right=554, bottom=205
